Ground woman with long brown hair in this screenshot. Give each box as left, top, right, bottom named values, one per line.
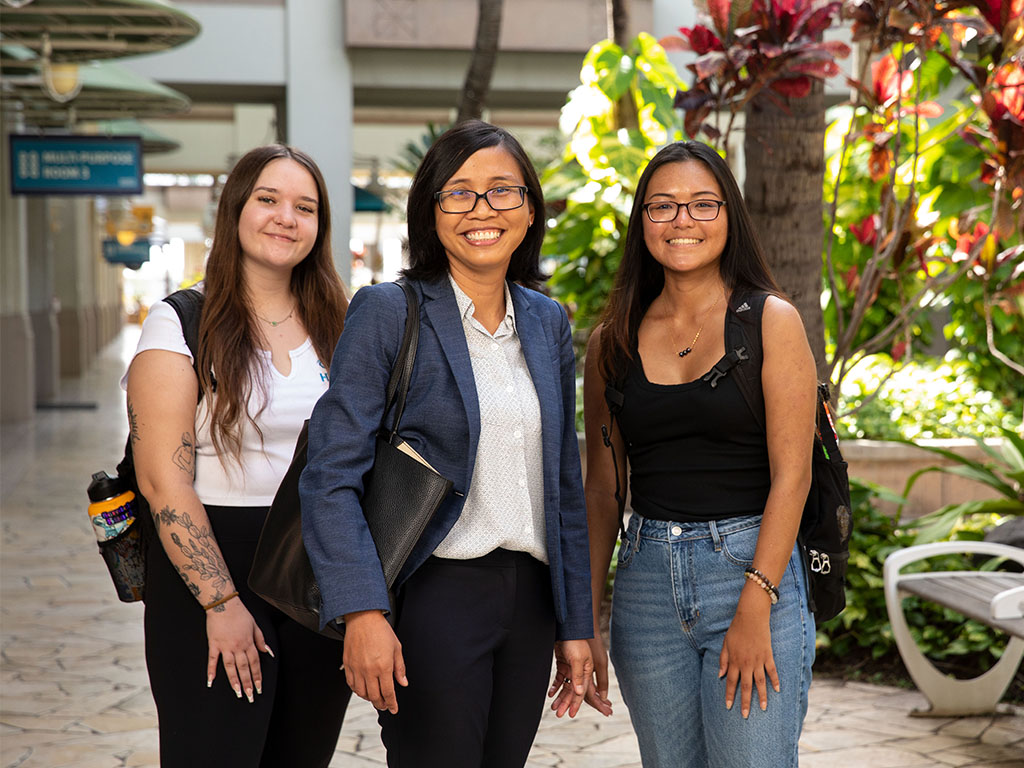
left=124, top=145, right=350, bottom=766
left=582, top=141, right=817, bottom=767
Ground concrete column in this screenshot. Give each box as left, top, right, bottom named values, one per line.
left=26, top=198, right=60, bottom=404
left=285, top=0, right=353, bottom=286
left=51, top=198, right=96, bottom=377
left=0, top=122, right=35, bottom=423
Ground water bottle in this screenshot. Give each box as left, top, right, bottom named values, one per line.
left=88, top=470, right=147, bottom=602
left=87, top=471, right=137, bottom=541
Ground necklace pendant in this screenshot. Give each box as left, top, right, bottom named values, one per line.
left=679, top=348, right=692, bottom=358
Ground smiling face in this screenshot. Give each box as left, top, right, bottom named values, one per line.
left=433, top=145, right=534, bottom=280
left=642, top=159, right=728, bottom=279
left=237, top=157, right=319, bottom=278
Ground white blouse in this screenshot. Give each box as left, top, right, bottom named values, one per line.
left=122, top=298, right=329, bottom=506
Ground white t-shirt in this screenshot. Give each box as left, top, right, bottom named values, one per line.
left=122, top=299, right=330, bottom=506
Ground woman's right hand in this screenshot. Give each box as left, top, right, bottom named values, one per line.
left=206, top=597, right=272, bottom=703
left=342, top=610, right=408, bottom=714
left=586, top=635, right=614, bottom=715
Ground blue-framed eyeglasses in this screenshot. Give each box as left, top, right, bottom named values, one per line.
left=434, top=185, right=528, bottom=214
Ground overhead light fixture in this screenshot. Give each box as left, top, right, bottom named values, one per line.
left=40, top=33, right=82, bottom=103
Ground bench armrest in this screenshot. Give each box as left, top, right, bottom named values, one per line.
left=884, top=541, right=1024, bottom=577
left=992, top=585, right=1024, bottom=621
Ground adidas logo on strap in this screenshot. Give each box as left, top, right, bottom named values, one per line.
left=736, top=302, right=751, bottom=313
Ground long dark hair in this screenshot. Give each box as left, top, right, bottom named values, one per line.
left=597, top=140, right=782, bottom=382
left=401, top=120, right=546, bottom=289
left=200, top=144, right=348, bottom=463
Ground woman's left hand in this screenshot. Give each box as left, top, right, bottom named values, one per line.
left=718, top=592, right=779, bottom=718
left=548, top=639, right=594, bottom=718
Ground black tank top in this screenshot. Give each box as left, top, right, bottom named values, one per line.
left=617, top=354, right=771, bottom=523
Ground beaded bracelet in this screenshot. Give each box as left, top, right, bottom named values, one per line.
left=203, top=591, right=239, bottom=612
left=744, top=567, right=780, bottom=605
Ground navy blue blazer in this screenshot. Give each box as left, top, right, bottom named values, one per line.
left=299, top=277, right=592, bottom=640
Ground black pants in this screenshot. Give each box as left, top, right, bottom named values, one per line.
left=379, top=549, right=557, bottom=768
left=144, top=505, right=350, bottom=768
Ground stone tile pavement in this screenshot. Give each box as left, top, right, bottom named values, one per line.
left=2, top=330, right=1021, bottom=767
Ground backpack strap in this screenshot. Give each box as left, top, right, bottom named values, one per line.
left=602, top=381, right=627, bottom=540
left=708, top=291, right=768, bottom=431
left=162, top=288, right=205, bottom=385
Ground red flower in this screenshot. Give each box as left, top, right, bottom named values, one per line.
left=953, top=221, right=991, bottom=262
left=850, top=215, right=879, bottom=245
left=872, top=55, right=913, bottom=108
left=677, top=25, right=724, bottom=55
left=974, top=0, right=1024, bottom=31
left=891, top=339, right=908, bottom=362
left=985, top=63, right=1024, bottom=123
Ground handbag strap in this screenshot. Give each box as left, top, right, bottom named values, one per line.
left=381, top=280, right=420, bottom=439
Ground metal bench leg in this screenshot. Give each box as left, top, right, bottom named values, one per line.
left=887, top=590, right=1024, bottom=716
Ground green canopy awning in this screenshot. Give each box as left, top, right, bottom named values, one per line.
left=0, top=0, right=200, bottom=63
left=3, top=58, right=190, bottom=126
left=354, top=185, right=388, bottom=213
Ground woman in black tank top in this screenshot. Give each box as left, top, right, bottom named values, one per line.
left=570, top=142, right=818, bottom=768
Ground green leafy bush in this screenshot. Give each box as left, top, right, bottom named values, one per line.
left=837, top=354, right=1021, bottom=441
left=816, top=478, right=1011, bottom=675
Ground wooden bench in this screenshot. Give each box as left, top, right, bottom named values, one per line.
left=883, top=541, right=1024, bottom=716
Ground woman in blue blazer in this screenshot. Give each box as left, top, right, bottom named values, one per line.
left=300, top=120, right=594, bottom=768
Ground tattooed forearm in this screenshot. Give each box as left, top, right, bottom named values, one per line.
left=172, top=432, right=195, bottom=474
left=156, top=505, right=233, bottom=598
left=127, top=398, right=140, bottom=446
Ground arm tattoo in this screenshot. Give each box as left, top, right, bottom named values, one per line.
left=155, top=505, right=232, bottom=598
left=172, top=432, right=195, bottom=474
left=127, top=398, right=140, bottom=447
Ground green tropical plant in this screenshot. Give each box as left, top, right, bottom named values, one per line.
left=837, top=354, right=1021, bottom=440
left=896, top=425, right=1024, bottom=542
left=542, top=33, right=686, bottom=338
left=817, top=477, right=1013, bottom=673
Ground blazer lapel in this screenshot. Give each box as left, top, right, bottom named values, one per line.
left=510, top=285, right=561, bottom=506
left=420, top=278, right=481, bottom=482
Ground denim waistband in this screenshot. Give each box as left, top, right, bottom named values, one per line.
left=631, top=512, right=762, bottom=542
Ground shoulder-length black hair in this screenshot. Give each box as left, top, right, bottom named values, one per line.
left=401, top=120, right=546, bottom=289
left=597, top=140, right=782, bottom=382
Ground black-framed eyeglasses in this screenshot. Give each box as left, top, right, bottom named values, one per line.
left=434, top=185, right=528, bottom=214
left=643, top=199, right=726, bottom=222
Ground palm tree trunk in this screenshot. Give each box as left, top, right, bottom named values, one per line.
left=743, top=83, right=828, bottom=381
left=455, top=0, right=504, bottom=124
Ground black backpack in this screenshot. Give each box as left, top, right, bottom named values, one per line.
left=114, top=288, right=204, bottom=601
left=603, top=291, right=852, bottom=622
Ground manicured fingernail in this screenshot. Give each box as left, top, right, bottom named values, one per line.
left=761, top=701, right=767, bottom=711
left=265, top=646, right=275, bottom=658
left=234, top=686, right=242, bottom=699
left=256, top=684, right=262, bottom=695
left=742, top=707, right=749, bottom=718
left=246, top=688, right=254, bottom=703
left=726, top=700, right=733, bottom=710
left=207, top=677, right=213, bottom=688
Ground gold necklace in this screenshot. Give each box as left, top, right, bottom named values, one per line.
left=676, top=294, right=722, bottom=358
left=256, top=307, right=294, bottom=327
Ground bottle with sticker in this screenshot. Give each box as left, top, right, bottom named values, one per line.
left=87, top=471, right=137, bottom=541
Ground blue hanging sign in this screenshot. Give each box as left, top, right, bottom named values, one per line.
left=9, top=135, right=143, bottom=196
left=102, top=238, right=151, bottom=266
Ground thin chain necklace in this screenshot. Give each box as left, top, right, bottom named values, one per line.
left=675, top=294, right=722, bottom=358
left=255, top=306, right=294, bottom=327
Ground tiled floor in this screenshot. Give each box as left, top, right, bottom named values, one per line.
left=2, top=328, right=1021, bottom=767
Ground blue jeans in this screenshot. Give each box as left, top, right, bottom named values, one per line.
left=609, top=513, right=814, bottom=768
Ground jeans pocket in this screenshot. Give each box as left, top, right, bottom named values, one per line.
left=615, top=524, right=638, bottom=571
left=721, top=522, right=760, bottom=566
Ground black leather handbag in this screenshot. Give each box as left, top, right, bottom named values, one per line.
left=248, top=281, right=453, bottom=639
